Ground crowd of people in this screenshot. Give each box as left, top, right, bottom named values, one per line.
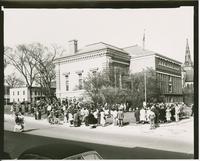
left=134, top=102, right=192, bottom=129
left=10, top=97, right=193, bottom=131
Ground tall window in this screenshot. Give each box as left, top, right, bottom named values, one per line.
left=17, top=91, right=19, bottom=95
left=78, top=73, right=83, bottom=90
left=169, top=84, right=172, bottom=93
left=23, top=91, right=25, bottom=95
left=65, top=75, right=69, bottom=91
left=169, top=76, right=172, bottom=82
left=168, top=76, right=172, bottom=93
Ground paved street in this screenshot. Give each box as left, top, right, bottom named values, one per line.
left=4, top=114, right=194, bottom=159
left=4, top=131, right=193, bottom=159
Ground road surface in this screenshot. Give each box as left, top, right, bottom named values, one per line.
left=4, top=115, right=194, bottom=159
left=4, top=131, right=193, bottom=159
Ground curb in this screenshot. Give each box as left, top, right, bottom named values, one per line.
left=4, top=114, right=193, bottom=142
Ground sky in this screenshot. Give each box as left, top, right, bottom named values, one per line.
left=4, top=7, right=194, bottom=66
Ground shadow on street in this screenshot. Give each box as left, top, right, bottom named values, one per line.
left=4, top=130, right=193, bottom=159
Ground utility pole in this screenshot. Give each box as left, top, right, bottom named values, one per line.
left=144, top=70, right=147, bottom=104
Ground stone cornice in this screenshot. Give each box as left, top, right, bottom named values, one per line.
left=54, top=49, right=107, bottom=64
left=155, top=54, right=182, bottom=65
left=54, top=48, right=130, bottom=65
left=131, top=53, right=182, bottom=65
left=107, top=48, right=131, bottom=61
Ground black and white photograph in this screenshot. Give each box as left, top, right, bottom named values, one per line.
left=2, top=1, right=197, bottom=159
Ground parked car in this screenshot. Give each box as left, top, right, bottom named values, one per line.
left=18, top=143, right=103, bottom=160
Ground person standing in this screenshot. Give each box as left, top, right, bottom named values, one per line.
left=170, top=104, right=175, bottom=121
left=34, top=107, right=39, bottom=120
left=38, top=107, right=42, bottom=120
left=100, top=109, right=106, bottom=127
left=166, top=106, right=171, bottom=123
left=175, top=103, right=180, bottom=122
left=31, top=104, right=35, bottom=116
left=68, top=112, right=73, bottom=126
left=93, top=109, right=99, bottom=120
left=159, top=105, right=166, bottom=123
left=97, top=108, right=101, bottom=126
left=140, top=107, right=146, bottom=124
left=21, top=104, right=25, bottom=115
left=104, top=107, right=110, bottom=119
left=10, top=104, right=15, bottom=117
left=84, top=108, right=89, bottom=122
left=80, top=107, right=85, bottom=122
left=146, top=107, right=151, bottom=123
left=18, top=112, right=25, bottom=131
left=73, top=110, right=80, bottom=127
left=48, top=110, right=54, bottom=124
left=111, top=108, right=118, bottom=126
left=151, top=105, right=160, bottom=127
left=117, top=109, right=124, bottom=127
left=47, top=104, right=52, bottom=117
left=148, top=109, right=155, bottom=130
left=134, top=107, right=140, bottom=124
left=13, top=113, right=21, bottom=132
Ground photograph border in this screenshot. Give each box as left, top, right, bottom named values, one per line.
left=0, top=0, right=198, bottom=159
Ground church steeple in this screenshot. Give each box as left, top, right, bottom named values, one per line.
left=184, top=38, right=192, bottom=67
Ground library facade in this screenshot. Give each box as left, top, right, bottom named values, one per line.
left=54, top=40, right=183, bottom=103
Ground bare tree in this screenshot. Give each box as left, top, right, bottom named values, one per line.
left=4, top=46, right=12, bottom=68
left=5, top=73, right=25, bottom=87
left=5, top=44, right=38, bottom=102
left=30, top=43, right=65, bottom=98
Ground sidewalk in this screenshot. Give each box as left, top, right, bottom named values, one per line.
left=4, top=113, right=193, bottom=144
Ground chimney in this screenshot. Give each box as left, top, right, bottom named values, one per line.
left=68, top=40, right=78, bottom=54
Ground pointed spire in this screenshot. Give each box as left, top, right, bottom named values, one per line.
left=142, top=29, right=145, bottom=50
left=184, top=38, right=192, bottom=67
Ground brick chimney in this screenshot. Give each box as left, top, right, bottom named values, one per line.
left=68, top=39, right=78, bottom=54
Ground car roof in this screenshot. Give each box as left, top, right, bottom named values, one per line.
left=18, top=143, right=93, bottom=159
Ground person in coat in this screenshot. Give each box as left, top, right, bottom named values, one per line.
left=68, top=112, right=73, bottom=126
left=175, top=104, right=180, bottom=122
left=148, top=109, right=156, bottom=130
left=111, top=108, right=118, bottom=126
left=140, top=107, right=146, bottom=124
left=151, top=105, right=160, bottom=127
left=134, top=107, right=140, bottom=124
left=117, top=109, right=124, bottom=127
left=100, top=109, right=106, bottom=127
left=166, top=106, right=171, bottom=123
left=73, top=110, right=80, bottom=127
left=159, top=105, right=166, bottom=123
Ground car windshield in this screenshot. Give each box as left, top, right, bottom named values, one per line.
left=65, top=151, right=102, bottom=160
left=82, top=153, right=102, bottom=160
